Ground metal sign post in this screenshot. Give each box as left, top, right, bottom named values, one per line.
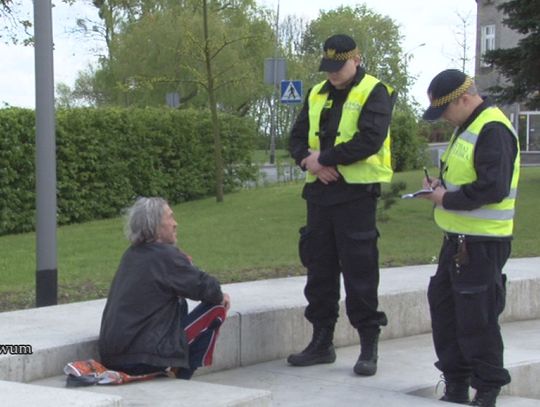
left=264, top=58, right=287, bottom=164
left=165, top=92, right=180, bottom=108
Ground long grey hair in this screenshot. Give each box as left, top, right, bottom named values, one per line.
left=124, top=197, right=167, bottom=245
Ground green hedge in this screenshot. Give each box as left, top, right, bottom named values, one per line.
left=0, top=107, right=256, bottom=235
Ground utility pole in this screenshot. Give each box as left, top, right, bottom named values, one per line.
left=34, top=0, right=58, bottom=307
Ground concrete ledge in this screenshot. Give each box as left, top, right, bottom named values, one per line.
left=0, top=380, right=122, bottom=407
left=1, top=258, right=539, bottom=383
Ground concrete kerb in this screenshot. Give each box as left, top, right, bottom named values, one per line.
left=1, top=258, right=539, bottom=385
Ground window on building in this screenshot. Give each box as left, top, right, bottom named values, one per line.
left=480, top=24, right=496, bottom=67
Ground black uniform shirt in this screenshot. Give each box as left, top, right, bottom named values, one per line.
left=288, top=67, right=395, bottom=206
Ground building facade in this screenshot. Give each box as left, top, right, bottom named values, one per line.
left=475, top=0, right=539, bottom=152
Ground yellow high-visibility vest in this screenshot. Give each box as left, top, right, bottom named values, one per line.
left=306, top=75, right=393, bottom=184
left=434, top=106, right=520, bottom=237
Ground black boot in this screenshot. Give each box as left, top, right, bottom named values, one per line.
left=469, top=388, right=500, bottom=406
left=439, top=379, right=470, bottom=404
left=287, top=324, right=336, bottom=366
left=353, top=328, right=379, bottom=376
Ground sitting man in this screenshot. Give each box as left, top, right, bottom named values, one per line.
left=99, top=197, right=231, bottom=380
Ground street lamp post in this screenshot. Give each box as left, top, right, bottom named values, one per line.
left=34, top=0, right=58, bottom=307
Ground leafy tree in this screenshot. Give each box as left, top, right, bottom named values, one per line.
left=300, top=5, right=412, bottom=106
left=201, top=0, right=225, bottom=202
left=0, top=0, right=32, bottom=45
left=483, top=0, right=540, bottom=109
left=70, top=66, right=111, bottom=106
left=74, top=0, right=274, bottom=113
left=193, top=0, right=274, bottom=201
left=75, top=0, right=161, bottom=57
left=68, top=0, right=275, bottom=202
left=1, top=0, right=11, bottom=12
left=1, top=0, right=78, bottom=44
left=390, top=107, right=427, bottom=172
left=84, top=0, right=274, bottom=201
left=55, top=83, right=75, bottom=108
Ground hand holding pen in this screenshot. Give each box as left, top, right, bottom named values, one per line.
left=420, top=166, right=446, bottom=205
left=423, top=167, right=432, bottom=184
left=422, top=167, right=441, bottom=190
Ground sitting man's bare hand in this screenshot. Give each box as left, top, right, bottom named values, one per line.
left=221, top=293, right=231, bottom=311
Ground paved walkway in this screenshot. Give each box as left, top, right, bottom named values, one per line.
left=196, top=320, right=540, bottom=406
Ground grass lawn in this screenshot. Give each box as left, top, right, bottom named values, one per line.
left=1, top=167, right=539, bottom=311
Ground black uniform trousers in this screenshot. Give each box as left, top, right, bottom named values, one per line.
left=299, top=196, right=387, bottom=332
left=428, top=235, right=511, bottom=390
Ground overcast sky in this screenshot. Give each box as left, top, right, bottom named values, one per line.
left=0, top=0, right=477, bottom=109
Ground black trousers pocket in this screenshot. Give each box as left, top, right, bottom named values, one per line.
left=453, top=283, right=489, bottom=334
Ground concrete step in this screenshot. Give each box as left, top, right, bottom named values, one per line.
left=31, top=320, right=540, bottom=406
left=0, top=380, right=122, bottom=407
left=30, top=376, right=271, bottom=407
left=195, top=319, right=540, bottom=406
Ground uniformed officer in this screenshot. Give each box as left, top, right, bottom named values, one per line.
left=288, top=34, right=396, bottom=376
left=420, top=69, right=519, bottom=406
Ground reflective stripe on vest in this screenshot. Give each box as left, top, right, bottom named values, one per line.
left=434, top=107, right=520, bottom=237
left=306, top=74, right=393, bottom=184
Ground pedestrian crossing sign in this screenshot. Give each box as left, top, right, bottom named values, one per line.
left=280, top=80, right=303, bottom=104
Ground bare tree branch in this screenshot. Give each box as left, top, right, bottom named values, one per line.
left=210, top=34, right=259, bottom=60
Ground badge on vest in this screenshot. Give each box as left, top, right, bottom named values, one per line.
left=343, top=101, right=362, bottom=111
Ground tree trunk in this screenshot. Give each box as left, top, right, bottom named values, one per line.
left=202, top=0, right=224, bottom=202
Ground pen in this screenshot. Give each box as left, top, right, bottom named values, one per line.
left=423, top=166, right=432, bottom=184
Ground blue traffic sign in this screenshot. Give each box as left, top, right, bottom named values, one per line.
left=280, top=80, right=303, bottom=104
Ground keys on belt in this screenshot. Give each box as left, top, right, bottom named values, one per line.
left=453, top=234, right=469, bottom=271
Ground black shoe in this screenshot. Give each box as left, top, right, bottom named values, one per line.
left=287, top=325, right=336, bottom=367
left=469, top=388, right=500, bottom=406
left=439, top=380, right=470, bottom=404
left=353, top=329, right=379, bottom=376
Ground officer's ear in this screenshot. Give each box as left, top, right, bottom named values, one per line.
left=353, top=54, right=361, bottom=67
